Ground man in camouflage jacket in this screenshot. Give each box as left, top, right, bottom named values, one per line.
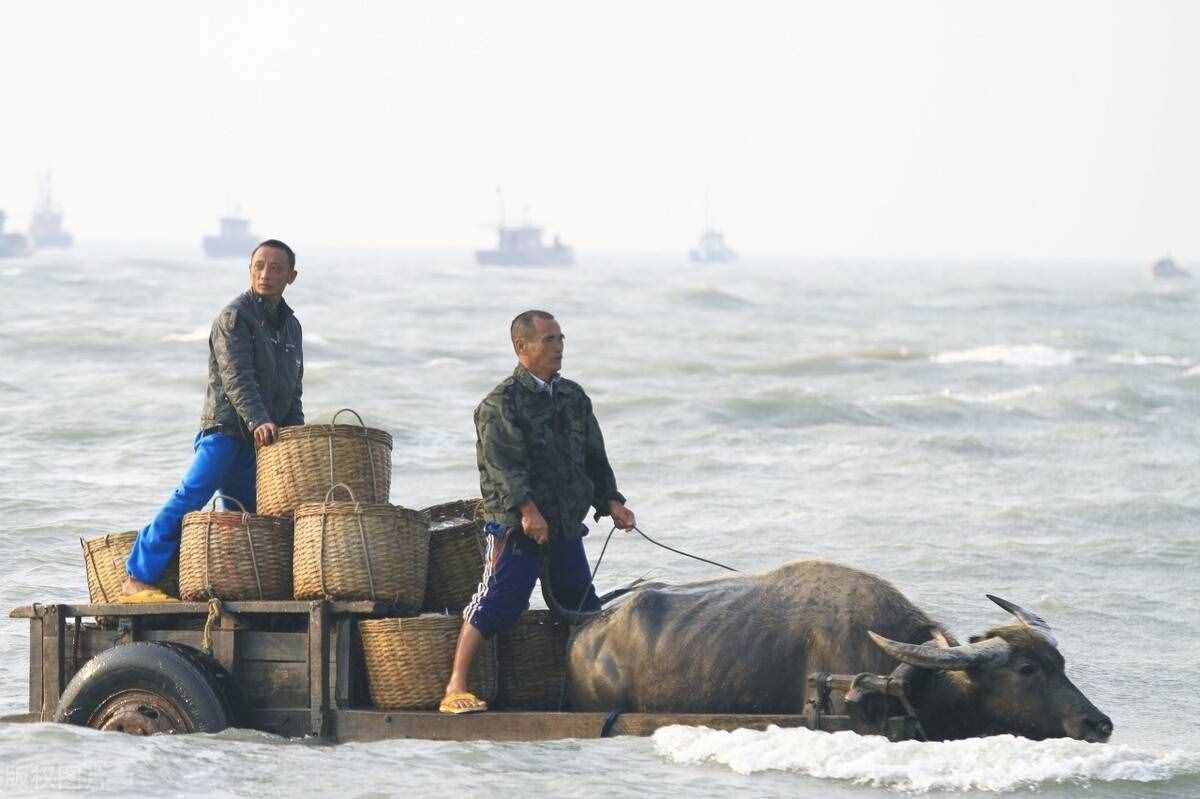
left=121, top=240, right=303, bottom=601
left=441, top=310, right=635, bottom=713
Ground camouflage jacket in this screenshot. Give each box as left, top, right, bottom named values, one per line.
left=199, top=290, right=304, bottom=438
left=475, top=365, right=625, bottom=540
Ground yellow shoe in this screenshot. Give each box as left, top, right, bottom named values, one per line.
left=115, top=588, right=180, bottom=604
left=439, top=691, right=487, bottom=714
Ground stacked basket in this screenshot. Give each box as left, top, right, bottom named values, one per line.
left=179, top=496, right=293, bottom=601
left=293, top=484, right=429, bottom=607
left=81, top=531, right=179, bottom=621
left=360, top=614, right=498, bottom=710
left=256, top=408, right=392, bottom=516
left=421, top=498, right=485, bottom=612
left=496, top=610, right=571, bottom=710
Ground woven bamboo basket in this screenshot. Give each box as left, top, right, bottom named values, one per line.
left=255, top=408, right=393, bottom=517
left=179, top=496, right=294, bottom=601
left=81, top=530, right=180, bottom=608
left=293, top=483, right=429, bottom=606
left=421, top=498, right=485, bottom=612
left=359, top=614, right=497, bottom=710
left=497, top=609, right=571, bottom=710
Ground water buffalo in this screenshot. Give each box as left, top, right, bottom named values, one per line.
left=549, top=559, right=1112, bottom=742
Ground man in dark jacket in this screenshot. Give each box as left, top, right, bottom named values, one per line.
left=440, top=309, right=635, bottom=713
left=121, top=240, right=304, bottom=601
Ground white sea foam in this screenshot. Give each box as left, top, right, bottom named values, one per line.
left=161, top=326, right=209, bottom=343
left=653, top=726, right=1199, bottom=793
left=948, top=385, right=1045, bottom=404
left=931, top=344, right=1074, bottom=367
left=1107, top=352, right=1193, bottom=368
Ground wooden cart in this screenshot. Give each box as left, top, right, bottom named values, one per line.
left=2, top=601, right=922, bottom=742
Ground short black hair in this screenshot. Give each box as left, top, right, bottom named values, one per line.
left=510, top=309, right=555, bottom=350
left=251, top=239, right=296, bottom=270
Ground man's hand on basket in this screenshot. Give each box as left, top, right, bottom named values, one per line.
left=520, top=500, right=550, bottom=545
left=610, top=500, right=636, bottom=531
left=254, top=422, right=279, bottom=447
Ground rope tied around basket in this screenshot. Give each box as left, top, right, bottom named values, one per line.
left=328, top=408, right=380, bottom=503
left=203, top=494, right=265, bottom=601
left=318, top=482, right=378, bottom=601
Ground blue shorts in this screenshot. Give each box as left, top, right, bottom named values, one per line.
left=463, top=522, right=600, bottom=637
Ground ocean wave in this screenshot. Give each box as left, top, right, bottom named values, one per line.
left=931, top=344, right=1075, bottom=368
left=674, top=287, right=754, bottom=310
left=654, top=725, right=1200, bottom=793
left=1107, top=352, right=1193, bottom=368
left=161, top=326, right=209, bottom=343
left=707, top=394, right=883, bottom=429
left=741, top=348, right=924, bottom=377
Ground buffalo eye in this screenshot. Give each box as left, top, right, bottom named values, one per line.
left=1018, top=662, right=1039, bottom=676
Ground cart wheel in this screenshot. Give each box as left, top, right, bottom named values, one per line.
left=54, top=642, right=228, bottom=735
left=156, top=642, right=245, bottom=728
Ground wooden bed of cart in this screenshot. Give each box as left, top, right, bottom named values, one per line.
left=2, top=601, right=921, bottom=742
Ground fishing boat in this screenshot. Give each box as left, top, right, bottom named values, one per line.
left=476, top=189, right=574, bottom=267
left=29, top=173, right=74, bottom=249
left=689, top=228, right=736, bottom=264
left=688, top=192, right=736, bottom=263
left=202, top=211, right=258, bottom=259
left=0, top=210, right=30, bottom=258
left=1151, top=256, right=1190, bottom=280
left=1, top=599, right=920, bottom=742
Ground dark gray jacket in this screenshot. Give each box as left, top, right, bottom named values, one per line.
left=200, top=290, right=304, bottom=437
left=475, top=365, right=623, bottom=539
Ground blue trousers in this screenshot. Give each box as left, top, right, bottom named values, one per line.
left=126, top=431, right=256, bottom=583
left=463, top=523, right=600, bottom=637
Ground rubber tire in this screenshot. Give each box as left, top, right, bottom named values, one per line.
left=155, top=642, right=245, bottom=728
left=54, top=641, right=228, bottom=733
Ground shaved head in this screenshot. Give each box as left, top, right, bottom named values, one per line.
left=510, top=310, right=555, bottom=353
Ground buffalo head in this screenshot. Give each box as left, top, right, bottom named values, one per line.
left=869, top=595, right=1112, bottom=742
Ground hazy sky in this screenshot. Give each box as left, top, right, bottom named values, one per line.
left=2, top=1, right=1197, bottom=258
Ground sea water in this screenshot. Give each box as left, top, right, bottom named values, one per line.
left=0, top=249, right=1196, bottom=797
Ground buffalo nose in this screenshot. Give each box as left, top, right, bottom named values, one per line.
left=1084, top=714, right=1113, bottom=741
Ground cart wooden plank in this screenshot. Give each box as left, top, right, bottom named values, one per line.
left=10, top=601, right=396, bottom=619
left=330, top=709, right=812, bottom=743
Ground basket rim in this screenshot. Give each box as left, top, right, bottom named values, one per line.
left=360, top=613, right=459, bottom=631
left=294, top=501, right=425, bottom=517
left=81, top=530, right=139, bottom=547
left=275, top=424, right=393, bottom=445
left=181, top=511, right=293, bottom=526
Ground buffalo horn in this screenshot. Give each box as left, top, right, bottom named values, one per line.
left=868, top=631, right=1011, bottom=671
left=986, top=594, right=1058, bottom=647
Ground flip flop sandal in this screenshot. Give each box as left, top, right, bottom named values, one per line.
left=439, top=691, right=488, bottom=714
left=115, top=589, right=180, bottom=604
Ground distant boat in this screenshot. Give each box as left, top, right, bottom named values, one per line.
left=28, top=172, right=73, bottom=249
left=476, top=189, right=574, bottom=266
left=688, top=191, right=737, bottom=263
left=0, top=210, right=30, bottom=258
left=202, top=212, right=258, bottom=259
left=689, top=228, right=736, bottom=264
left=1151, top=256, right=1190, bottom=280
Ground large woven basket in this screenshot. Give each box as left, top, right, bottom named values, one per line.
left=256, top=408, right=393, bottom=516
left=179, top=496, right=294, bottom=601
left=421, top=498, right=485, bottom=612
left=81, top=531, right=180, bottom=603
left=359, top=614, right=497, bottom=710
left=293, top=483, right=430, bottom=606
left=497, top=610, right=571, bottom=710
